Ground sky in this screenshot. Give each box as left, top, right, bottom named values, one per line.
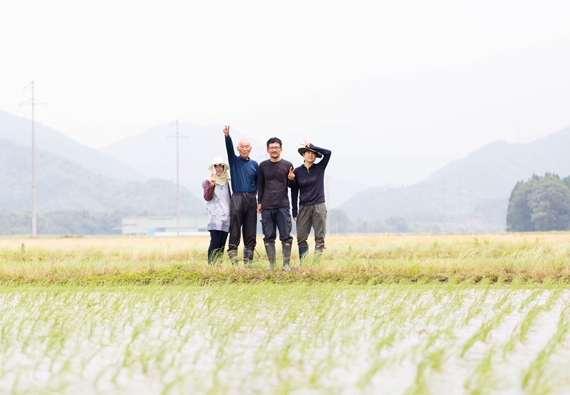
left=1, top=0, right=570, bottom=185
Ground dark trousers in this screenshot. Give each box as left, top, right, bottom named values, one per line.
left=228, top=193, right=257, bottom=253
left=208, top=230, right=228, bottom=263
left=261, top=208, right=293, bottom=243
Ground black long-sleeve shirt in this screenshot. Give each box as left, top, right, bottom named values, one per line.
left=291, top=144, right=332, bottom=217
left=258, top=159, right=294, bottom=209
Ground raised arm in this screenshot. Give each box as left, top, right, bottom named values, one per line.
left=304, top=140, right=331, bottom=169
left=223, top=125, right=236, bottom=168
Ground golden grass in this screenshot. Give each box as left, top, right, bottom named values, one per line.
left=1, top=233, right=570, bottom=284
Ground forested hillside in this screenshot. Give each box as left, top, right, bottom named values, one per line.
left=0, top=139, right=205, bottom=234
left=0, top=110, right=144, bottom=182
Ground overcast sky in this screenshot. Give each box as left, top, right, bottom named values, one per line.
left=1, top=0, right=569, bottom=185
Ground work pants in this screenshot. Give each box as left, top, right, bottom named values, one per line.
left=296, top=202, right=327, bottom=247
left=228, top=193, right=257, bottom=254
left=261, top=207, right=293, bottom=243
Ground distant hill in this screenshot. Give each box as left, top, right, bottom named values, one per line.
left=101, top=122, right=377, bottom=207
left=100, top=123, right=266, bottom=197
left=0, top=110, right=145, bottom=182
left=283, top=123, right=461, bottom=208
left=425, top=127, right=570, bottom=197
left=0, top=139, right=205, bottom=215
left=339, top=125, right=570, bottom=232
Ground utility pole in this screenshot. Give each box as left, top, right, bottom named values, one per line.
left=456, top=187, right=461, bottom=231
left=20, top=81, right=46, bottom=238
left=416, top=183, right=432, bottom=229
left=418, top=184, right=424, bottom=224
left=428, top=183, right=432, bottom=230
left=441, top=181, right=445, bottom=224
left=168, top=120, right=187, bottom=236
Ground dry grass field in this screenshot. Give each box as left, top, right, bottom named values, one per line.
left=1, top=232, right=570, bottom=284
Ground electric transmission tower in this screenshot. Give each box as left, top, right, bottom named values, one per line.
left=168, top=120, right=188, bottom=236
left=20, top=81, right=46, bottom=238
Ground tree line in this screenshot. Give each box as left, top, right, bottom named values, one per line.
left=506, top=173, right=570, bottom=232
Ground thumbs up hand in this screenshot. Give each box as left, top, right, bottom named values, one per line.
left=288, top=167, right=295, bottom=180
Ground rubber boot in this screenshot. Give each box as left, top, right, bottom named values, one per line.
left=315, top=243, right=325, bottom=262
left=298, top=245, right=309, bottom=265
left=243, top=249, right=254, bottom=265
left=264, top=242, right=276, bottom=270
left=228, top=249, right=238, bottom=266
left=282, top=242, right=292, bottom=271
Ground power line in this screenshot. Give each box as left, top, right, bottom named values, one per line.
left=416, top=183, right=433, bottom=228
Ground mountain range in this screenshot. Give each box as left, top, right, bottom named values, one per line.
left=100, top=122, right=369, bottom=207
left=0, top=110, right=144, bottom=182
left=0, top=138, right=204, bottom=215
left=339, top=126, right=570, bottom=231
left=99, top=123, right=265, bottom=198
left=2, top=108, right=570, bottom=233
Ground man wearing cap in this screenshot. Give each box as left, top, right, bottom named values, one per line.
left=223, top=125, right=259, bottom=265
left=257, top=137, right=295, bottom=271
left=291, top=140, right=332, bottom=263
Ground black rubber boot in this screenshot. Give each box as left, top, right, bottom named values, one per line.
left=228, top=249, right=238, bottom=265
left=265, top=242, right=276, bottom=270
left=243, top=249, right=254, bottom=265
left=282, top=242, right=292, bottom=271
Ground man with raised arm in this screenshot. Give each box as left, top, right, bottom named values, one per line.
left=291, top=140, right=332, bottom=264
left=223, top=125, right=259, bottom=265
left=257, top=137, right=295, bottom=271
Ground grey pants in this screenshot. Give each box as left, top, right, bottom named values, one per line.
left=296, top=202, right=327, bottom=247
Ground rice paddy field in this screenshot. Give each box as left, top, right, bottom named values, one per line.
left=1, top=233, right=570, bottom=394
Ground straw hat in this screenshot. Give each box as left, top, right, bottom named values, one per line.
left=298, top=147, right=323, bottom=158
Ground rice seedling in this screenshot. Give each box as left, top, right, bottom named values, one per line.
left=1, top=234, right=570, bottom=393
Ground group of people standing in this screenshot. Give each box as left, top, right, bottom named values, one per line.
left=202, top=125, right=331, bottom=270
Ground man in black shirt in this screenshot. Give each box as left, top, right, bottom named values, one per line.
left=257, top=137, right=295, bottom=270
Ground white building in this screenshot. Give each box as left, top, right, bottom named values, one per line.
left=121, top=216, right=209, bottom=236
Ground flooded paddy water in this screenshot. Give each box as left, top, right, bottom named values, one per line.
left=0, top=283, right=569, bottom=394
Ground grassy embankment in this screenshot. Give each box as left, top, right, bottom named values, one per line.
left=1, top=233, right=570, bottom=285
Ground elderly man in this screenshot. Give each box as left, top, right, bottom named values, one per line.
left=223, top=125, right=259, bottom=265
